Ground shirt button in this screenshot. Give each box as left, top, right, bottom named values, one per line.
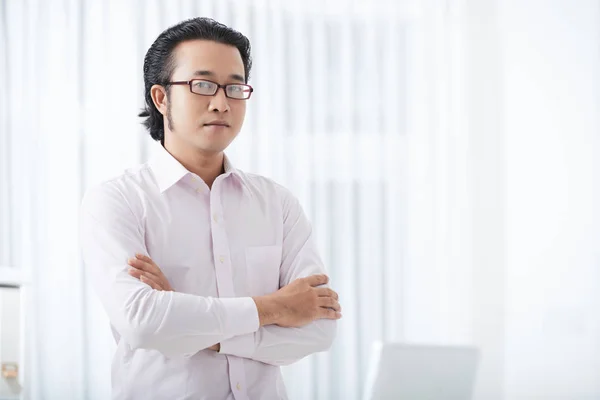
left=236, top=383, right=241, bottom=391
left=213, top=213, right=219, bottom=223
left=219, top=256, right=225, bottom=264
left=196, top=187, right=202, bottom=193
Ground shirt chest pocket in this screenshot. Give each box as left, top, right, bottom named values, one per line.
left=245, top=245, right=282, bottom=296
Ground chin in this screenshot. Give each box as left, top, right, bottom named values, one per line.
left=196, top=134, right=237, bottom=151
left=192, top=141, right=229, bottom=154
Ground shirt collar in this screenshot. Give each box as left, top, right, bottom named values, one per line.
left=223, top=154, right=253, bottom=195
left=149, top=143, right=251, bottom=194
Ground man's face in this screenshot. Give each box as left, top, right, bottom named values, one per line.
left=159, top=40, right=247, bottom=154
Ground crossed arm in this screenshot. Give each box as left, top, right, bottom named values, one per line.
left=80, top=183, right=341, bottom=366
left=128, top=253, right=341, bottom=357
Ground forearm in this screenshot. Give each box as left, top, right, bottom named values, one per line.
left=89, top=262, right=259, bottom=358
left=219, top=294, right=337, bottom=365
left=219, top=318, right=337, bottom=366
left=117, top=284, right=259, bottom=357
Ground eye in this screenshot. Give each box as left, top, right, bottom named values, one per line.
left=194, top=81, right=213, bottom=89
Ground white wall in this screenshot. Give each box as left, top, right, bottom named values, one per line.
left=501, top=0, right=600, bottom=398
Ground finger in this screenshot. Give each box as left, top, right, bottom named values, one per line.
left=315, top=287, right=338, bottom=300
left=140, top=274, right=164, bottom=291
left=318, top=307, right=342, bottom=320
left=127, top=257, right=158, bottom=274
left=304, top=274, right=329, bottom=287
left=128, top=267, right=162, bottom=284
left=127, top=267, right=143, bottom=279
left=135, top=253, right=156, bottom=265
left=318, top=297, right=342, bottom=312
left=135, top=253, right=160, bottom=272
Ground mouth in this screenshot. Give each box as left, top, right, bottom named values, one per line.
left=203, top=120, right=230, bottom=127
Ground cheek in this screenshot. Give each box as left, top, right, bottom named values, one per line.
left=231, top=102, right=247, bottom=126
left=172, top=95, right=207, bottom=122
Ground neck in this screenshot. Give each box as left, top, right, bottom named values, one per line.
left=163, top=137, right=224, bottom=189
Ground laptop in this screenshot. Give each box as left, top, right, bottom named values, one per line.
left=362, top=342, right=480, bottom=400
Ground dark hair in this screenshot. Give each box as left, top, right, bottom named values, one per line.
left=138, top=17, right=252, bottom=143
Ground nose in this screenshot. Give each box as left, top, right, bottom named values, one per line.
left=208, top=87, right=230, bottom=112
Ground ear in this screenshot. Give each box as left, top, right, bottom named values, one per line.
left=150, top=84, right=168, bottom=116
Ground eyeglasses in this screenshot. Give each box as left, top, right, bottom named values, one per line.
left=166, top=79, right=254, bottom=100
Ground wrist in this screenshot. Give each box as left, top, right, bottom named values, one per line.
left=252, top=295, right=280, bottom=326
left=208, top=343, right=220, bottom=351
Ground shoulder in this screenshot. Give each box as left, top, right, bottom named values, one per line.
left=238, top=171, right=298, bottom=204
left=236, top=171, right=305, bottom=218
left=80, top=163, right=154, bottom=219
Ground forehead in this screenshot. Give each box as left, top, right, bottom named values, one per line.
left=171, top=39, right=245, bottom=81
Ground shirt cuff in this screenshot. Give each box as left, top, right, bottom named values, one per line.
left=220, top=296, right=260, bottom=337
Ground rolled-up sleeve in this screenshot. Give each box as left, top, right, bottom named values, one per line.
left=80, top=182, right=259, bottom=358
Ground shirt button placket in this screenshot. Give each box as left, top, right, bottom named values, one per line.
left=211, top=182, right=249, bottom=400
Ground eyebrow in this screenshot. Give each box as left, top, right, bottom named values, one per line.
left=192, top=70, right=245, bottom=83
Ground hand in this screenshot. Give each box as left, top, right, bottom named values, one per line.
left=253, top=274, right=342, bottom=328
left=127, top=253, right=173, bottom=291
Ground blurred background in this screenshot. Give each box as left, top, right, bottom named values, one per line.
left=0, top=0, right=599, bottom=399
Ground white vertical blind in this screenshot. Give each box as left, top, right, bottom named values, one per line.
left=1, top=1, right=415, bottom=398
left=3, top=0, right=599, bottom=399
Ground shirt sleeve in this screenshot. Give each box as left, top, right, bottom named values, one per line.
left=219, top=186, right=337, bottom=366
left=80, top=182, right=259, bottom=358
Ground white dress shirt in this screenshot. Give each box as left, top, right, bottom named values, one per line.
left=79, top=143, right=337, bottom=400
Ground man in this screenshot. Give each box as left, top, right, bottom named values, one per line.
left=79, top=17, right=341, bottom=400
